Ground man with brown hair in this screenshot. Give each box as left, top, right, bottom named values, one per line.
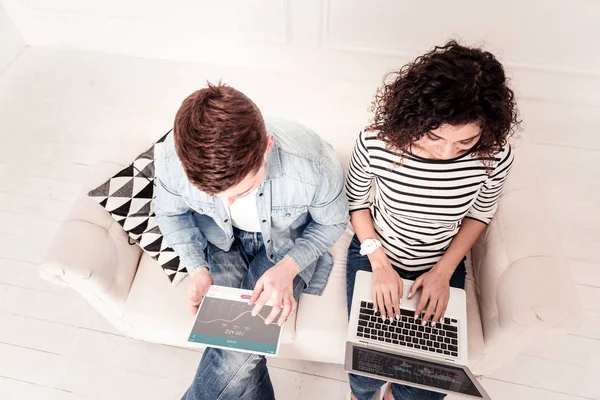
left=155, top=82, right=349, bottom=400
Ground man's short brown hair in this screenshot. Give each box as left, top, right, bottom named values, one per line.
left=173, top=82, right=267, bottom=194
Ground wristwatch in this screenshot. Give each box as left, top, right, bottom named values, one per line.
left=360, top=238, right=382, bottom=256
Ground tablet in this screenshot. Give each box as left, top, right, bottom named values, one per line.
left=188, top=285, right=283, bottom=356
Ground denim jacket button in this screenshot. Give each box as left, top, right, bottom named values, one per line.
left=285, top=213, right=291, bottom=217
left=198, top=208, right=203, bottom=213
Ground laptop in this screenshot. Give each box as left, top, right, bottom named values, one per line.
left=344, top=270, right=491, bottom=399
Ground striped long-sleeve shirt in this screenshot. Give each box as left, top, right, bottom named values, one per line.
left=345, top=129, right=514, bottom=271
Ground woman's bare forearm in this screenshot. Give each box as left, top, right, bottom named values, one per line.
left=350, top=209, right=378, bottom=243
left=434, top=217, right=487, bottom=277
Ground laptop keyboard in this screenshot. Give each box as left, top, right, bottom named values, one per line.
left=356, top=301, right=460, bottom=358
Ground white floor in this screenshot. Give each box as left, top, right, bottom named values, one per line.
left=0, top=47, right=599, bottom=400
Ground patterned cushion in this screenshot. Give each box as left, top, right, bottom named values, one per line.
left=88, top=132, right=188, bottom=285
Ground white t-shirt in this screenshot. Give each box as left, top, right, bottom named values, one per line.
left=229, top=188, right=262, bottom=232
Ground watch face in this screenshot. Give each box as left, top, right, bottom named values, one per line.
left=361, top=240, right=378, bottom=254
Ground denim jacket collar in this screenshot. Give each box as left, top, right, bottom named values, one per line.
left=265, top=138, right=283, bottom=181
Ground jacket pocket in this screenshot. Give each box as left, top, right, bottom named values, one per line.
left=271, top=205, right=308, bottom=218
left=270, top=206, right=310, bottom=242
left=184, top=197, right=216, bottom=216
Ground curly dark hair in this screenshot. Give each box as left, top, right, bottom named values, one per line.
left=370, top=40, right=520, bottom=161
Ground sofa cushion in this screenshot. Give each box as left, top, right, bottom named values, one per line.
left=278, top=225, right=353, bottom=363
left=464, top=255, right=485, bottom=367
left=88, top=131, right=188, bottom=285
left=123, top=252, right=297, bottom=348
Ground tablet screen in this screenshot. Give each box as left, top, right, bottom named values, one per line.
left=189, top=287, right=281, bottom=355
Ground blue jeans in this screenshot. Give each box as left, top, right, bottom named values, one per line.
left=346, top=235, right=466, bottom=400
left=182, top=228, right=306, bottom=400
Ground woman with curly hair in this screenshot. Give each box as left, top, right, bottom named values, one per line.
left=345, top=41, right=520, bottom=400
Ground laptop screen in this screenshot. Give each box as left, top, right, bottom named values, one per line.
left=352, top=345, right=483, bottom=398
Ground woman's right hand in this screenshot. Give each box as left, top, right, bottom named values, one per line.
left=369, top=249, right=403, bottom=320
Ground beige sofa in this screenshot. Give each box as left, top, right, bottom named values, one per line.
left=40, top=138, right=582, bottom=376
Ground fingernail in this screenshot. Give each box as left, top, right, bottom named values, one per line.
left=396, top=314, right=400, bottom=320
left=421, top=320, right=427, bottom=326
left=264, top=320, right=269, bottom=325
left=432, top=322, right=436, bottom=327
left=408, top=292, right=412, bottom=298
left=414, top=313, right=418, bottom=319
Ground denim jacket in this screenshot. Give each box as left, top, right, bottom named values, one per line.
left=154, top=117, right=349, bottom=295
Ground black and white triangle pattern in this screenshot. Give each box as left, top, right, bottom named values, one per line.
left=88, top=131, right=188, bottom=286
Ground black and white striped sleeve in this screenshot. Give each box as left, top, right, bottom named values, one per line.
left=345, top=130, right=375, bottom=211
left=465, top=145, right=514, bottom=224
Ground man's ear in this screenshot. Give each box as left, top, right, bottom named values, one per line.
left=264, top=135, right=275, bottom=160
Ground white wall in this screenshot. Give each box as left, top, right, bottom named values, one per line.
left=0, top=2, right=25, bottom=74
left=2, top=0, right=600, bottom=105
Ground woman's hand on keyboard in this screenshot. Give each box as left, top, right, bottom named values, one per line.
left=369, top=249, right=403, bottom=320
left=409, top=267, right=452, bottom=325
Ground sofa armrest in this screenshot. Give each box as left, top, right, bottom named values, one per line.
left=469, top=143, right=582, bottom=375
left=40, top=162, right=142, bottom=316
left=496, top=256, right=580, bottom=329
left=473, top=254, right=581, bottom=375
